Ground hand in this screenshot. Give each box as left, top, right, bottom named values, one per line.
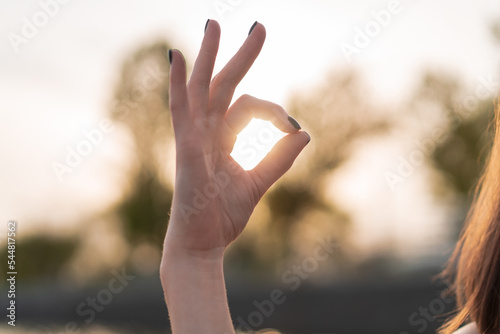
left=163, top=20, right=310, bottom=260
left=160, top=20, right=309, bottom=334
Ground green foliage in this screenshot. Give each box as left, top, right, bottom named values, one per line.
left=0, top=235, right=78, bottom=282
left=110, top=40, right=172, bottom=175
left=289, top=70, right=390, bottom=173
left=117, top=168, right=172, bottom=247
left=412, top=71, right=498, bottom=236
left=432, top=101, right=495, bottom=198
left=109, top=40, right=174, bottom=249
left=266, top=184, right=320, bottom=221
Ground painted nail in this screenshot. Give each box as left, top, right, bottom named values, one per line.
left=168, top=49, right=173, bottom=65
left=304, top=132, right=311, bottom=144
left=205, top=19, right=210, bottom=33
left=288, top=116, right=301, bottom=130
left=248, top=21, right=258, bottom=36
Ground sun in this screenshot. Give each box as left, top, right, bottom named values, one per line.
left=230, top=118, right=286, bottom=170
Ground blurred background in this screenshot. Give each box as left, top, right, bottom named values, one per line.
left=1, top=0, right=500, bottom=333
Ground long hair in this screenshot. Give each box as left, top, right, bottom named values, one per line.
left=439, top=103, right=500, bottom=334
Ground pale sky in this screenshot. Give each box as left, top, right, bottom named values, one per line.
left=1, top=0, right=499, bottom=254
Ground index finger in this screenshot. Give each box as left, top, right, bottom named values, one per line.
left=225, top=95, right=301, bottom=135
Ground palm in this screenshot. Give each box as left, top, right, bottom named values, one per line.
left=164, top=21, right=309, bottom=255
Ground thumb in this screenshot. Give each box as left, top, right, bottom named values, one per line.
left=248, top=131, right=310, bottom=195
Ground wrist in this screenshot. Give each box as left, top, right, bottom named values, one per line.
left=160, top=244, right=234, bottom=334
left=160, top=244, right=225, bottom=277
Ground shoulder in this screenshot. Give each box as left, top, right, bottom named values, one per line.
left=452, top=323, right=478, bottom=334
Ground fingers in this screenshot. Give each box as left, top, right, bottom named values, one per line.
left=169, top=49, right=191, bottom=143
left=248, top=131, right=310, bottom=195
left=225, top=94, right=301, bottom=133
left=223, top=94, right=301, bottom=154
left=187, top=20, right=221, bottom=113
left=209, top=22, right=266, bottom=115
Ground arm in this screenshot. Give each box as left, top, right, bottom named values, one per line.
left=160, top=20, right=310, bottom=334
left=161, top=247, right=232, bottom=333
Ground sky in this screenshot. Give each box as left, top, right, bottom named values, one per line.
left=0, top=0, right=499, bottom=255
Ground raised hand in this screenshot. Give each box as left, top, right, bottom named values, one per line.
left=163, top=20, right=309, bottom=257
left=160, top=20, right=309, bottom=334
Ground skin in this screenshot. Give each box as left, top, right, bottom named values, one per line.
left=160, top=20, right=310, bottom=334
left=453, top=323, right=478, bottom=334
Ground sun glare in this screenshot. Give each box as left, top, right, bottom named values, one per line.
left=230, top=118, right=286, bottom=170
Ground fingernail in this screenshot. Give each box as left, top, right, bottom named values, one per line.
left=288, top=116, right=301, bottom=130
left=168, top=49, right=173, bottom=65
left=304, top=132, right=311, bottom=144
left=248, top=21, right=258, bottom=36
left=205, top=19, right=210, bottom=33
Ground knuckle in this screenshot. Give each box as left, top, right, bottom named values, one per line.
left=238, top=94, right=254, bottom=103
left=187, top=78, right=208, bottom=91
left=212, top=74, right=235, bottom=92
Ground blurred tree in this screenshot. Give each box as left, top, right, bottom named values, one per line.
left=110, top=40, right=172, bottom=174
left=289, top=71, right=391, bottom=173
left=0, top=235, right=78, bottom=282
left=431, top=102, right=495, bottom=199
left=117, top=166, right=172, bottom=246
left=108, top=40, right=173, bottom=250
left=410, top=71, right=497, bottom=237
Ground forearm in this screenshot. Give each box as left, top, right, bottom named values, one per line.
left=160, top=246, right=235, bottom=334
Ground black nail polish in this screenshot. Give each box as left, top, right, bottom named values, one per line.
left=305, top=132, right=311, bottom=144
left=248, top=21, right=258, bottom=36
left=168, top=49, right=173, bottom=65
left=288, top=116, right=301, bottom=130
left=205, top=19, right=210, bottom=33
